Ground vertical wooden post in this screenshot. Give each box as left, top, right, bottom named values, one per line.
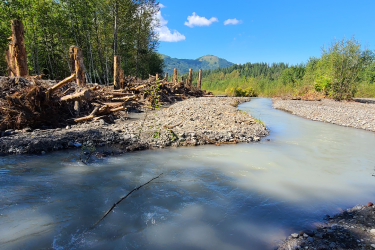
left=69, top=46, right=76, bottom=74
left=6, top=20, right=28, bottom=77
left=156, top=73, right=159, bottom=80
left=197, top=69, right=202, bottom=89
left=74, top=101, right=80, bottom=117
left=181, top=76, right=184, bottom=83
left=188, top=68, right=193, bottom=86
left=69, top=45, right=86, bottom=87
left=173, top=68, right=177, bottom=83
left=114, top=55, right=121, bottom=89
left=164, top=73, right=168, bottom=82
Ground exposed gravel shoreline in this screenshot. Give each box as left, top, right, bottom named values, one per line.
left=278, top=203, right=375, bottom=250
left=273, top=98, right=375, bottom=132
left=0, top=97, right=269, bottom=155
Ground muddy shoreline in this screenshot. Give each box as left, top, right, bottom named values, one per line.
left=0, top=97, right=269, bottom=155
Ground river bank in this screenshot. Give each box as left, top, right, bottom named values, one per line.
left=0, top=97, right=268, bottom=155
left=273, top=98, right=375, bottom=132
left=278, top=203, right=375, bottom=250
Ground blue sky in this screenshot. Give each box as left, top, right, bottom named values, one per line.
left=156, top=0, right=375, bottom=65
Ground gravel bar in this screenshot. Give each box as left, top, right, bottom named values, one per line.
left=0, top=97, right=269, bottom=155
left=273, top=98, right=375, bottom=132
left=278, top=203, right=375, bottom=250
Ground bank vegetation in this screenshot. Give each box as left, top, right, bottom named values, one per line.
left=189, top=37, right=375, bottom=101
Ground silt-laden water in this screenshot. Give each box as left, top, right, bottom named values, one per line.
left=0, top=98, right=374, bottom=249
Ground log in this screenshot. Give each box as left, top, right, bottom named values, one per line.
left=6, top=42, right=16, bottom=76
left=6, top=20, right=28, bottom=77
left=110, top=107, right=126, bottom=112
left=69, top=46, right=86, bottom=87
left=164, top=73, right=168, bottom=81
left=114, top=55, right=121, bottom=89
left=74, top=106, right=100, bottom=123
left=173, top=68, right=177, bottom=83
left=111, top=95, right=136, bottom=102
left=61, top=90, right=90, bottom=102
left=103, top=102, right=124, bottom=107
left=197, top=69, right=202, bottom=90
left=48, top=74, right=76, bottom=93
left=74, top=101, right=80, bottom=117
left=69, top=46, right=75, bottom=74
left=134, top=84, right=147, bottom=91
left=156, top=73, right=159, bottom=80
left=188, top=68, right=193, bottom=85
left=109, top=92, right=133, bottom=97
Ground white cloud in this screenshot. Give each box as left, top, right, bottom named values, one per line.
left=224, top=18, right=243, bottom=25
left=184, top=12, right=219, bottom=28
left=155, top=4, right=186, bottom=42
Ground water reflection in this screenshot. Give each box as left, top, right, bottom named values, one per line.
left=0, top=98, right=375, bottom=249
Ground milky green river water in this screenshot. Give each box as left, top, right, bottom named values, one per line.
left=1, top=98, right=375, bottom=250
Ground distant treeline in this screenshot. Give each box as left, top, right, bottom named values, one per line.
left=186, top=37, right=375, bottom=100
left=0, top=0, right=163, bottom=82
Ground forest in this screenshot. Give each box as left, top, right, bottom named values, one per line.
left=0, top=0, right=164, bottom=83
left=186, top=37, right=375, bottom=100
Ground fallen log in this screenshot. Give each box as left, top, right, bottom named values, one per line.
left=111, top=95, right=136, bottom=102
left=62, top=87, right=75, bottom=96
left=48, top=74, right=76, bottom=94
left=103, top=102, right=124, bottom=108
left=74, top=106, right=100, bottom=122
left=110, top=106, right=126, bottom=112
left=61, top=89, right=90, bottom=102
left=134, top=84, right=148, bottom=91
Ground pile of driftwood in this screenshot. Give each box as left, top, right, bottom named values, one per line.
left=0, top=19, right=212, bottom=130
left=0, top=75, right=212, bottom=130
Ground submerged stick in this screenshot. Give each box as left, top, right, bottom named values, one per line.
left=92, top=173, right=163, bottom=228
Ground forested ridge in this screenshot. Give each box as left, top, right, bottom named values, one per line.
left=162, top=54, right=233, bottom=75
left=0, top=0, right=163, bottom=83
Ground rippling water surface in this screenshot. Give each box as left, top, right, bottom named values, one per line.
left=1, top=98, right=375, bottom=249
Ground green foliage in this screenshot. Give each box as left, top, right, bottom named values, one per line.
left=196, top=37, right=375, bottom=99
left=0, top=0, right=163, bottom=80
left=314, top=76, right=332, bottom=94
left=322, top=37, right=363, bottom=100
left=254, top=118, right=264, bottom=125
left=225, top=87, right=257, bottom=97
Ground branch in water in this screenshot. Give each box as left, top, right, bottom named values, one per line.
left=92, top=173, right=163, bottom=228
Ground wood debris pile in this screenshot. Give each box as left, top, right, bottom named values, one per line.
left=0, top=75, right=212, bottom=130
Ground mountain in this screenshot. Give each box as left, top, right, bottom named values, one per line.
left=161, top=55, right=234, bottom=75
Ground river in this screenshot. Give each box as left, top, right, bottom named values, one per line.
left=1, top=98, right=374, bottom=249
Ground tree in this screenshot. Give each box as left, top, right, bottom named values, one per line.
left=321, top=37, right=364, bottom=100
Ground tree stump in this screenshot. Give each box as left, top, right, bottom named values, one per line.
left=6, top=20, right=28, bottom=77
left=197, top=69, right=202, bottom=89
left=173, top=68, right=177, bottom=83
left=188, top=68, right=193, bottom=85
left=114, top=55, right=121, bottom=89
left=69, top=46, right=86, bottom=87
